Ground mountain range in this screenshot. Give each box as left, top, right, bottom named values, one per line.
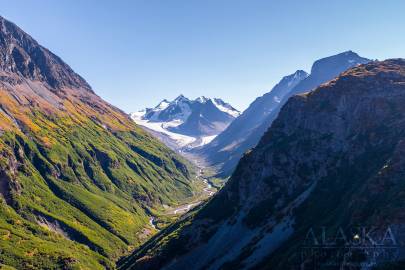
left=0, top=15, right=201, bottom=269
left=2, top=11, right=405, bottom=270
left=197, top=51, right=370, bottom=176
left=119, top=59, right=405, bottom=270
left=131, top=95, right=240, bottom=150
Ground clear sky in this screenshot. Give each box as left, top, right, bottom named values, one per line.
left=1, top=0, right=405, bottom=112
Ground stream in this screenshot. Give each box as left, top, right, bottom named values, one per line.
left=149, top=166, right=216, bottom=230
left=149, top=217, right=158, bottom=230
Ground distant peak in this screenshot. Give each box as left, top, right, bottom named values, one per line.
left=213, top=98, right=226, bottom=104
left=154, top=99, right=170, bottom=110
left=294, top=69, right=308, bottom=75
left=343, top=50, right=357, bottom=56
left=195, top=96, right=210, bottom=103
left=211, top=98, right=240, bottom=117
left=174, top=94, right=189, bottom=102
left=278, top=70, right=308, bottom=87
left=310, top=51, right=370, bottom=75
left=293, top=70, right=309, bottom=79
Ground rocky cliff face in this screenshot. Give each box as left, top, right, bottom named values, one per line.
left=120, top=59, right=405, bottom=270
left=0, top=16, right=91, bottom=91
left=198, top=51, right=370, bottom=177
left=0, top=16, right=197, bottom=270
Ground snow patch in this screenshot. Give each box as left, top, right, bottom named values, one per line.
left=200, top=135, right=217, bottom=145
left=131, top=113, right=196, bottom=147
left=212, top=98, right=240, bottom=117
left=155, top=99, right=170, bottom=110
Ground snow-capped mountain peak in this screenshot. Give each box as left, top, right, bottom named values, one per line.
left=153, top=99, right=170, bottom=111
left=193, top=96, right=240, bottom=117
left=130, top=95, right=240, bottom=150
left=195, top=96, right=210, bottom=103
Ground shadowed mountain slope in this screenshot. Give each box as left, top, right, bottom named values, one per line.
left=120, top=59, right=405, bottom=270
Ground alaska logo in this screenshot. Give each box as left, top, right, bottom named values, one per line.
left=299, top=226, right=399, bottom=269
left=303, top=226, right=397, bottom=246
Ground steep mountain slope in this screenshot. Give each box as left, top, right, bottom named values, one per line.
left=0, top=16, right=198, bottom=269
left=131, top=95, right=240, bottom=149
left=199, top=51, right=370, bottom=177
left=119, top=59, right=405, bottom=270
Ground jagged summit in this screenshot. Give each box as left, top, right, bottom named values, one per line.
left=0, top=15, right=92, bottom=91
left=173, top=94, right=189, bottom=102
left=279, top=69, right=309, bottom=88
left=292, top=69, right=308, bottom=79
left=195, top=96, right=209, bottom=103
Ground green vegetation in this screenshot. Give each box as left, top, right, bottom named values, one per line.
left=0, top=15, right=207, bottom=268
left=0, top=107, right=199, bottom=269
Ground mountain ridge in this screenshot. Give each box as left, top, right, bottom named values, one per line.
left=197, top=51, right=370, bottom=177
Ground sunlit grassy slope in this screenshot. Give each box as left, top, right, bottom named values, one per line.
left=0, top=81, right=198, bottom=270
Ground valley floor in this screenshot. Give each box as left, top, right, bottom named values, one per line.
left=168, top=168, right=215, bottom=216
left=146, top=155, right=218, bottom=232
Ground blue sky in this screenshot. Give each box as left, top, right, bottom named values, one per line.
left=2, top=0, right=405, bottom=112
